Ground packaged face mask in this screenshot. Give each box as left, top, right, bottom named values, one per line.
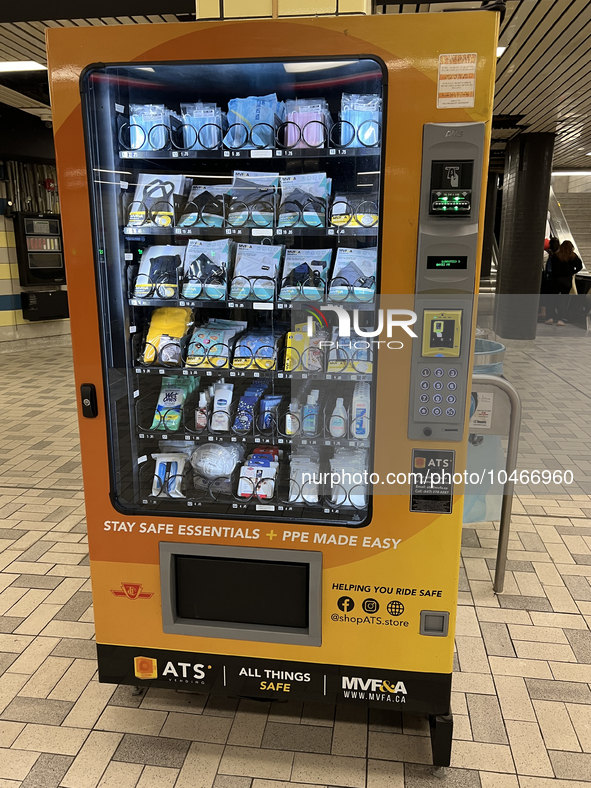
left=186, top=318, right=246, bottom=369
left=330, top=193, right=379, bottom=228
left=289, top=447, right=320, bottom=503
left=279, top=248, right=332, bottom=301
left=150, top=376, right=197, bottom=431
left=142, top=307, right=193, bottom=367
left=328, top=247, right=377, bottom=303
left=340, top=93, right=382, bottom=148
left=180, top=102, right=224, bottom=150
left=232, top=383, right=268, bottom=432
left=228, top=171, right=279, bottom=228
left=224, top=94, right=285, bottom=150
left=190, top=442, right=245, bottom=480
left=278, top=173, right=331, bottom=228
left=129, top=105, right=175, bottom=151
left=133, top=246, right=184, bottom=300
left=238, top=459, right=278, bottom=499
left=327, top=330, right=373, bottom=375
left=128, top=174, right=187, bottom=228
left=284, top=321, right=329, bottom=373
left=151, top=452, right=189, bottom=498
left=182, top=238, right=233, bottom=300
left=179, top=183, right=231, bottom=228
left=232, top=328, right=284, bottom=370
left=230, top=243, right=284, bottom=301
left=329, top=448, right=369, bottom=507
left=285, top=98, right=331, bottom=149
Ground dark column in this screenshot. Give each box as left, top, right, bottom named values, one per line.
left=495, top=133, right=555, bottom=339
left=480, top=172, right=499, bottom=280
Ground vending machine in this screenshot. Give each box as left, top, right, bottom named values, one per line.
left=47, top=11, right=497, bottom=766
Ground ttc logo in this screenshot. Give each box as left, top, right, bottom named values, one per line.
left=111, top=583, right=153, bottom=600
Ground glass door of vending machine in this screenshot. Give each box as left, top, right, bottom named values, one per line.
left=82, top=59, right=385, bottom=528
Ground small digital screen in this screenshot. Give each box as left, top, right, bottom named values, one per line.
left=427, top=256, right=468, bottom=270
left=175, top=555, right=309, bottom=629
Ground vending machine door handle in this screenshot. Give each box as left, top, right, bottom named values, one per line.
left=80, top=384, right=98, bottom=418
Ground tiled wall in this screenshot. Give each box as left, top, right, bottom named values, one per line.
left=0, top=211, right=70, bottom=346
left=196, top=0, right=371, bottom=18
left=551, top=174, right=591, bottom=194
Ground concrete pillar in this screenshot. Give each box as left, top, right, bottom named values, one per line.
left=480, top=172, right=498, bottom=280
left=495, top=133, right=555, bottom=340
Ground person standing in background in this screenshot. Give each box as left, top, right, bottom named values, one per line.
left=545, top=240, right=583, bottom=326
left=539, top=236, right=560, bottom=321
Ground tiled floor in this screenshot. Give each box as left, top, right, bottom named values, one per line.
left=0, top=328, right=591, bottom=788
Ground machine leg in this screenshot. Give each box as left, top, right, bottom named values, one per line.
left=429, top=713, right=453, bottom=768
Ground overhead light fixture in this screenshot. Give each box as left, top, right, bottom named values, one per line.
left=283, top=61, right=354, bottom=73
left=552, top=171, right=591, bottom=176
left=0, top=61, right=46, bottom=72
left=496, top=47, right=506, bottom=57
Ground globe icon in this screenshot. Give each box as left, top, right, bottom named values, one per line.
left=387, top=600, right=405, bottom=617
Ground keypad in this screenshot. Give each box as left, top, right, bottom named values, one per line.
left=415, top=363, right=462, bottom=423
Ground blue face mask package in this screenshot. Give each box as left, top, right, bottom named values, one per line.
left=230, top=243, right=284, bottom=302
left=232, top=327, right=285, bottom=371
left=180, top=102, right=225, bottom=150
left=228, top=171, right=279, bottom=228
left=133, top=245, right=184, bottom=300
left=182, top=238, right=233, bottom=300
left=278, top=173, right=331, bottom=228
left=224, top=94, right=285, bottom=150
left=328, top=247, right=377, bottom=303
left=340, top=93, right=382, bottom=148
left=279, top=248, right=332, bottom=301
left=129, top=105, right=176, bottom=151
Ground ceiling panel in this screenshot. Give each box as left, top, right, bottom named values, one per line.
left=2, top=2, right=591, bottom=168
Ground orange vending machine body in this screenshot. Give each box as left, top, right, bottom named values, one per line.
left=47, top=13, right=497, bottom=766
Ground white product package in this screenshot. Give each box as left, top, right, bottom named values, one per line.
left=190, top=442, right=245, bottom=480
left=133, top=245, right=185, bottom=300
left=230, top=243, right=284, bottom=301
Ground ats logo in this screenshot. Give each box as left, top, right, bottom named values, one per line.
left=134, top=656, right=158, bottom=680
left=111, top=583, right=153, bottom=600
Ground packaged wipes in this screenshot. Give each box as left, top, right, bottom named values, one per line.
left=150, top=376, right=198, bottom=432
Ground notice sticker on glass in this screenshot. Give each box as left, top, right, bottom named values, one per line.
left=469, top=391, right=493, bottom=430
left=437, top=54, right=477, bottom=109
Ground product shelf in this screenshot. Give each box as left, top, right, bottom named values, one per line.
left=133, top=366, right=373, bottom=383
left=124, top=225, right=379, bottom=238
left=119, top=147, right=381, bottom=161
left=128, top=297, right=375, bottom=311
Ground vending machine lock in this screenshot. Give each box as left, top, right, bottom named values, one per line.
left=80, top=384, right=98, bottom=418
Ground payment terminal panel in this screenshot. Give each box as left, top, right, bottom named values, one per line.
left=409, top=123, right=485, bottom=442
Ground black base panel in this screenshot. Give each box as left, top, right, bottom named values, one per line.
left=97, top=644, right=452, bottom=716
